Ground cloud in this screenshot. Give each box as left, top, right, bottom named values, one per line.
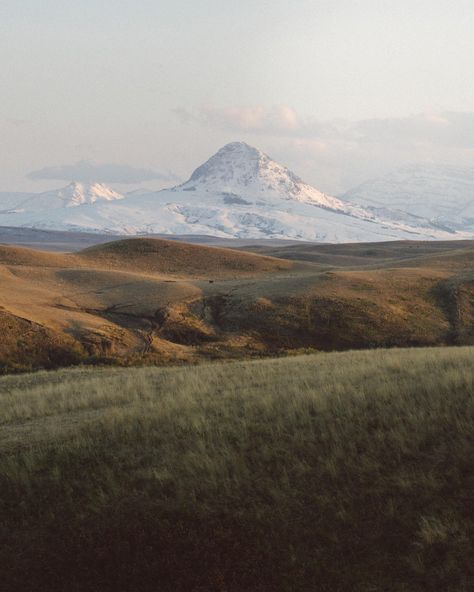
left=199, top=105, right=302, bottom=133
left=175, top=105, right=474, bottom=149
left=354, top=111, right=474, bottom=149
left=27, top=161, right=180, bottom=184
left=174, top=105, right=337, bottom=138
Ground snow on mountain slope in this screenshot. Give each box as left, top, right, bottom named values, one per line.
left=16, top=182, right=124, bottom=211
left=342, top=164, right=474, bottom=232
left=0, top=192, right=431, bottom=242
left=60, top=182, right=124, bottom=206
left=180, top=142, right=346, bottom=209
left=0, top=192, right=35, bottom=213
left=0, top=145, right=469, bottom=242
left=0, top=182, right=123, bottom=214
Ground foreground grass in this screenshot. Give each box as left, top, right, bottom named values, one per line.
left=0, top=347, right=473, bottom=591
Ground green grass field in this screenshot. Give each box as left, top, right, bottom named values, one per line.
left=1, top=347, right=473, bottom=591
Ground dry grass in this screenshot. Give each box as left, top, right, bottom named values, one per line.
left=0, top=346, right=473, bottom=591
left=247, top=239, right=474, bottom=269
left=0, top=244, right=76, bottom=268
left=80, top=237, right=293, bottom=276
left=0, top=239, right=472, bottom=372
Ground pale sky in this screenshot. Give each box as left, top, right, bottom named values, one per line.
left=1, top=0, right=473, bottom=194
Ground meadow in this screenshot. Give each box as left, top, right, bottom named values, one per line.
left=1, top=346, right=473, bottom=591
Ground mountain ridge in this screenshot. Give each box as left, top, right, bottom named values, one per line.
left=341, top=163, right=474, bottom=233
left=0, top=144, right=470, bottom=242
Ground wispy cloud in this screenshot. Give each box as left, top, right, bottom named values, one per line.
left=200, top=105, right=301, bottom=133
left=27, top=161, right=180, bottom=184
left=175, top=105, right=474, bottom=148
left=354, top=111, right=474, bottom=149
left=173, top=105, right=337, bottom=137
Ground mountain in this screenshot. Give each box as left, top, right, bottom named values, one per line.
left=342, top=164, right=474, bottom=233
left=5, top=182, right=124, bottom=212
left=0, top=192, right=34, bottom=213
left=0, top=145, right=469, bottom=242
left=180, top=142, right=346, bottom=209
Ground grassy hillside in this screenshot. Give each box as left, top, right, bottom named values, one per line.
left=1, top=347, right=473, bottom=591
left=0, top=238, right=292, bottom=276
left=80, top=237, right=293, bottom=276
left=0, top=238, right=473, bottom=372
left=245, top=239, right=474, bottom=268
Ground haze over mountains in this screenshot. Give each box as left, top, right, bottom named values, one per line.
left=341, top=164, right=474, bottom=234
left=0, top=143, right=472, bottom=242
left=1, top=182, right=124, bottom=212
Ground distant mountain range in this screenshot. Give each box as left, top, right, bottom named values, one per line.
left=0, top=182, right=124, bottom=213
left=0, top=143, right=472, bottom=242
left=341, top=164, right=474, bottom=234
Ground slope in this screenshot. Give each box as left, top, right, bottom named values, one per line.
left=1, top=347, right=473, bottom=591
left=79, top=237, right=293, bottom=276
left=0, top=238, right=473, bottom=372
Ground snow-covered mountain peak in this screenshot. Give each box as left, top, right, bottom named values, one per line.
left=58, top=182, right=124, bottom=207
left=4, top=182, right=125, bottom=213
left=178, top=141, right=344, bottom=210
left=187, top=142, right=267, bottom=186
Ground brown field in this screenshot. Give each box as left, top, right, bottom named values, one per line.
left=0, top=237, right=473, bottom=371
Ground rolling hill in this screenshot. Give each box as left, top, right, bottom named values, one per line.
left=0, top=237, right=472, bottom=372
left=79, top=237, right=293, bottom=276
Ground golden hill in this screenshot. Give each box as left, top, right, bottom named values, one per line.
left=79, top=238, right=293, bottom=276
left=0, top=238, right=292, bottom=277
left=0, top=238, right=472, bottom=372
left=0, top=245, right=75, bottom=268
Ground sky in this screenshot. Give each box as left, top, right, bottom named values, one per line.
left=1, top=0, right=473, bottom=194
